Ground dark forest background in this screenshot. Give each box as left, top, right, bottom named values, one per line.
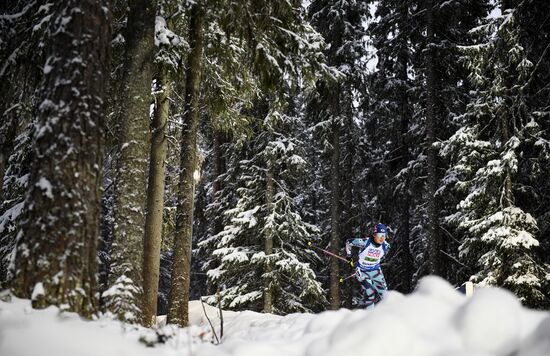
left=1, top=0, right=548, bottom=327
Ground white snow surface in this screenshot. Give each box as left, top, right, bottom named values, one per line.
left=1, top=276, right=549, bottom=356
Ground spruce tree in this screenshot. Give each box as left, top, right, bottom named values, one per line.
left=364, top=0, right=421, bottom=292
left=105, top=0, right=156, bottom=323
left=170, top=0, right=331, bottom=323
left=441, top=1, right=547, bottom=307
left=201, top=98, right=326, bottom=314
left=10, top=0, right=110, bottom=316
left=142, top=3, right=187, bottom=326
left=0, top=2, right=52, bottom=285
left=308, top=0, right=369, bottom=309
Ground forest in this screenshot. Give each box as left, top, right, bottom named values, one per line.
left=0, top=0, right=549, bottom=329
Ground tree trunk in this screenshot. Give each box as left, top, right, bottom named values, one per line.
left=0, top=115, right=17, bottom=201
left=342, top=91, right=354, bottom=309
left=108, top=0, right=155, bottom=322
left=12, top=0, right=110, bottom=317
left=396, top=3, right=414, bottom=292
left=500, top=0, right=514, bottom=209
left=264, top=159, right=275, bottom=313
left=212, top=130, right=225, bottom=235
left=142, top=65, right=171, bottom=326
left=329, top=88, right=341, bottom=310
left=425, top=0, right=443, bottom=277
left=168, top=3, right=203, bottom=327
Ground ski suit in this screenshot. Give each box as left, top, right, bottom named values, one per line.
left=346, top=237, right=390, bottom=309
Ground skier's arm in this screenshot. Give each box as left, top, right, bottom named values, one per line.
left=345, top=238, right=367, bottom=257
left=381, top=241, right=391, bottom=261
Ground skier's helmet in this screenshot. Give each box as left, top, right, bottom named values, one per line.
left=373, top=223, right=388, bottom=239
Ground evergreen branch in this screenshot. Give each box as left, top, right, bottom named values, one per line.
left=522, top=41, right=550, bottom=92
left=439, top=249, right=470, bottom=272
left=440, top=225, right=461, bottom=245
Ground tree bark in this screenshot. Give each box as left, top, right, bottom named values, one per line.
left=396, top=2, right=414, bottom=292
left=263, top=159, right=274, bottom=313
left=342, top=90, right=354, bottom=309
left=142, top=65, right=171, bottom=326
left=500, top=0, right=514, bottom=209
left=12, top=0, right=110, bottom=317
left=108, top=0, right=155, bottom=321
left=212, top=130, right=225, bottom=235
left=168, top=3, right=203, bottom=327
left=426, top=0, right=444, bottom=277
left=329, top=87, right=341, bottom=310
left=0, top=115, right=17, bottom=201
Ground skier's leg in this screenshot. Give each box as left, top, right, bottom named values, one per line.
left=369, top=269, right=388, bottom=302
left=357, top=271, right=378, bottom=309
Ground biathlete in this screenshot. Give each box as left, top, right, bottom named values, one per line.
left=346, top=223, right=391, bottom=309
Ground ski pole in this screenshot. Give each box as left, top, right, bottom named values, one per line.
left=339, top=272, right=357, bottom=283
left=308, top=241, right=354, bottom=267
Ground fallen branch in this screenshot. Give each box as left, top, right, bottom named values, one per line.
left=200, top=296, right=220, bottom=344
left=217, top=290, right=224, bottom=342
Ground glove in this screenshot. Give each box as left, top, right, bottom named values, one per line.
left=355, top=268, right=366, bottom=281
left=345, top=241, right=351, bottom=257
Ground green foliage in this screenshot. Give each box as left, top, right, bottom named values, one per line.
left=441, top=5, right=548, bottom=308
left=199, top=98, right=326, bottom=314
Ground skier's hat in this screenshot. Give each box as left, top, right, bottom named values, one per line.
left=373, top=223, right=388, bottom=238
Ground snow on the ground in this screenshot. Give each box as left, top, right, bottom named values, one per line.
left=1, top=276, right=549, bottom=356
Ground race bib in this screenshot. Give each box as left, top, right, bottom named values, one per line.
left=359, top=245, right=384, bottom=266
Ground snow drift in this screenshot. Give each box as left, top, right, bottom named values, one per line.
left=0, top=276, right=548, bottom=356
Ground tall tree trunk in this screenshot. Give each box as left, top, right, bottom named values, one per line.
left=0, top=115, right=17, bottom=201
left=142, top=65, right=171, bottom=326
left=342, top=91, right=354, bottom=309
left=12, top=0, right=110, bottom=317
left=212, top=130, right=225, bottom=235
left=107, top=0, right=155, bottom=322
left=264, top=159, right=275, bottom=313
left=329, top=87, right=341, bottom=310
left=396, top=3, right=414, bottom=292
left=425, top=0, right=443, bottom=277
left=168, top=4, right=203, bottom=327
left=500, top=0, right=514, bottom=209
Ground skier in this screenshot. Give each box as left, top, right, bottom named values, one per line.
left=345, top=223, right=390, bottom=309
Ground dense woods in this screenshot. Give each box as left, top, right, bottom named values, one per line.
left=1, top=0, right=548, bottom=327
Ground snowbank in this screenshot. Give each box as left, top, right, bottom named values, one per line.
left=0, top=276, right=548, bottom=356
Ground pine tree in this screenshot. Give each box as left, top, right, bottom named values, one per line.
left=170, top=0, right=331, bottom=323
left=364, top=0, right=421, bottom=293
left=363, top=0, right=490, bottom=288
left=168, top=2, right=204, bottom=327
left=0, top=127, right=33, bottom=287
left=441, top=1, right=547, bottom=307
left=201, top=99, right=326, bottom=314
left=105, top=0, right=155, bottom=323
left=0, top=2, right=53, bottom=285
left=142, top=2, right=187, bottom=327
left=10, top=0, right=110, bottom=317
left=512, top=0, right=550, bottom=306
left=308, top=0, right=369, bottom=309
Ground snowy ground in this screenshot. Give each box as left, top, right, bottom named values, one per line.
left=1, top=276, right=549, bottom=356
